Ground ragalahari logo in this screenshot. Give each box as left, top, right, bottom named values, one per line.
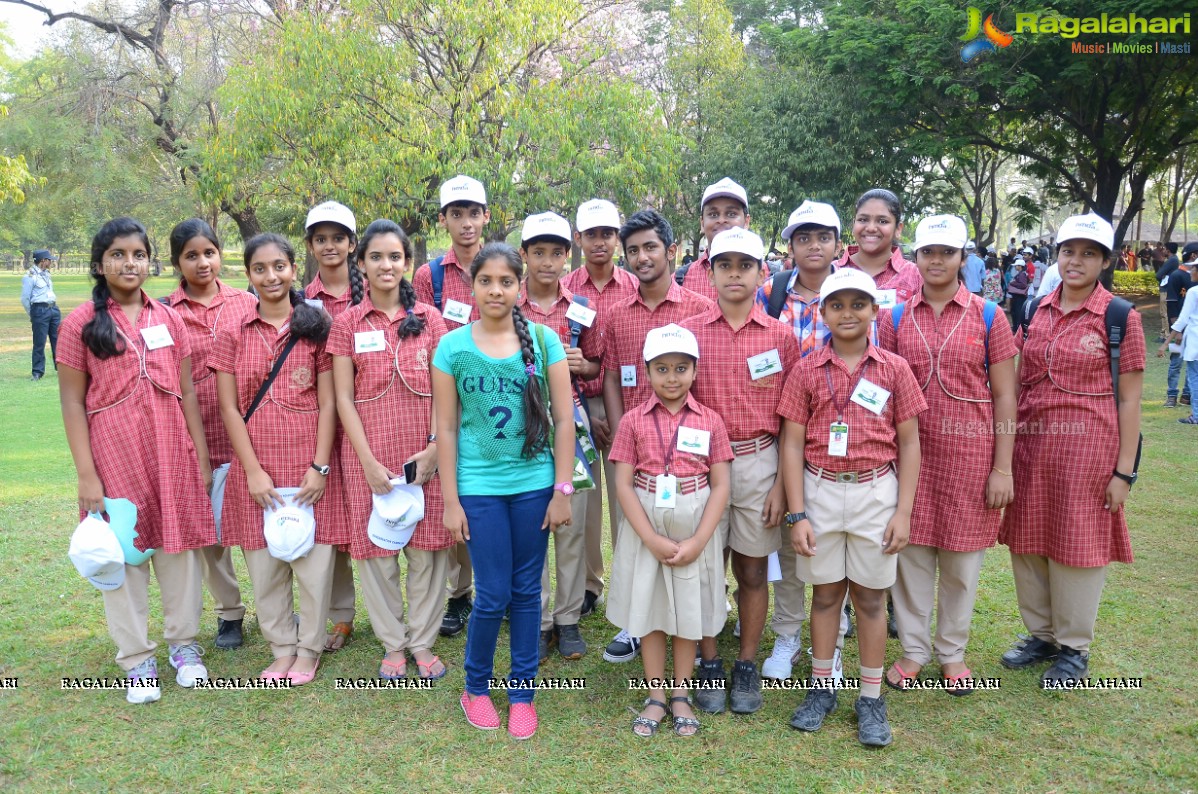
left=961, top=7, right=1014, bottom=62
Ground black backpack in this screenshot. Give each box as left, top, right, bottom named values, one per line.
left=765, top=269, right=793, bottom=319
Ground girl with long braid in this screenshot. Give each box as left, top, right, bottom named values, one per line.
left=329, top=220, right=454, bottom=681
left=432, top=242, right=576, bottom=740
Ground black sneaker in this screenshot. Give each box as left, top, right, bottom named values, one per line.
left=1165, top=396, right=1179, bottom=408
left=694, top=658, right=727, bottom=714
left=843, top=603, right=855, bottom=639
left=602, top=629, right=641, bottom=663
left=440, top=595, right=472, bottom=637
left=555, top=623, right=587, bottom=660
left=579, top=590, right=599, bottom=618
left=1040, top=646, right=1089, bottom=689
left=789, top=685, right=838, bottom=731
left=887, top=598, right=898, bottom=639
left=1182, top=394, right=1192, bottom=406
left=729, top=659, right=763, bottom=714
left=854, top=696, right=893, bottom=747
left=215, top=618, right=244, bottom=649
left=1000, top=634, right=1059, bottom=669
left=539, top=629, right=556, bottom=662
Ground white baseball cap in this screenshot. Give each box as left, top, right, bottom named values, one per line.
left=521, top=212, right=572, bottom=245
left=263, top=488, right=316, bottom=563
left=1057, top=213, right=1115, bottom=253
left=781, top=200, right=841, bottom=240
left=439, top=175, right=487, bottom=209
left=305, top=201, right=356, bottom=234
left=701, top=177, right=748, bottom=209
left=965, top=241, right=977, bottom=250
left=819, top=268, right=880, bottom=306
left=368, top=480, right=426, bottom=551
left=643, top=323, right=700, bottom=362
left=575, top=199, right=621, bottom=232
left=68, top=514, right=126, bottom=591
left=708, top=228, right=765, bottom=262
left=913, top=215, right=969, bottom=250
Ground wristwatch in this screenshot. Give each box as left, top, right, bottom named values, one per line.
left=784, top=511, right=808, bottom=526
left=554, top=482, right=576, bottom=496
left=1111, top=468, right=1137, bottom=487
left=427, top=434, right=437, bottom=443
left=311, top=462, right=330, bottom=476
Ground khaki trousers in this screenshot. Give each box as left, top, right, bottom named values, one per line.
left=328, top=548, right=357, bottom=624
left=542, top=487, right=590, bottom=629
left=102, top=550, right=202, bottom=671
left=584, top=394, right=620, bottom=596
left=243, top=544, right=335, bottom=660
left=1010, top=553, right=1108, bottom=653
left=770, top=542, right=807, bottom=637
left=446, top=542, right=473, bottom=600
left=358, top=549, right=449, bottom=655
left=198, top=544, right=245, bottom=620
left=891, top=545, right=987, bottom=665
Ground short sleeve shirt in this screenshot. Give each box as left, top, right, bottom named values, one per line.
left=609, top=392, right=734, bottom=477
left=413, top=247, right=480, bottom=325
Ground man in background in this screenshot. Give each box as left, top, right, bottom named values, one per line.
left=21, top=249, right=60, bottom=382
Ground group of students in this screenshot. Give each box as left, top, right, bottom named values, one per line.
left=60, top=175, right=1143, bottom=747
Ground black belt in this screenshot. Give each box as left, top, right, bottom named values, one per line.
left=33, top=302, right=57, bottom=307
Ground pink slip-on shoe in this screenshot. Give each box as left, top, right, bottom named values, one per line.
left=285, top=659, right=320, bottom=686
left=460, top=691, right=500, bottom=730
left=508, top=702, right=538, bottom=740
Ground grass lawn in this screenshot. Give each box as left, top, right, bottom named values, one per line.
left=0, top=273, right=1195, bottom=792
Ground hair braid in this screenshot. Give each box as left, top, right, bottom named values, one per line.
left=513, top=305, right=550, bottom=459
left=397, top=277, right=425, bottom=340
left=348, top=249, right=365, bottom=306
left=82, top=278, right=124, bottom=359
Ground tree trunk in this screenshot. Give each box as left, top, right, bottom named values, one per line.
left=223, top=201, right=262, bottom=244
left=414, top=236, right=428, bottom=267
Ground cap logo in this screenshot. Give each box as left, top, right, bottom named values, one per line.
left=452, top=184, right=470, bottom=192
left=929, top=220, right=949, bottom=229
left=1078, top=220, right=1098, bottom=229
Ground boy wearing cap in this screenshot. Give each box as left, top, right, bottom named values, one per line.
left=21, top=248, right=60, bottom=381
left=601, top=209, right=713, bottom=663
left=779, top=268, right=926, bottom=747
left=517, top=212, right=604, bottom=660
left=681, top=227, right=799, bottom=714
left=563, top=199, right=637, bottom=611
left=681, top=177, right=753, bottom=303
left=414, top=175, right=490, bottom=637
left=1159, top=243, right=1197, bottom=408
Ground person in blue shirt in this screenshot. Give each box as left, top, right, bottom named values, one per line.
left=962, top=241, right=986, bottom=296
left=21, top=248, right=61, bottom=381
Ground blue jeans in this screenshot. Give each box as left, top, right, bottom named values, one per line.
left=30, top=303, right=60, bottom=377
left=1188, top=361, right=1198, bottom=420
left=1167, top=352, right=1191, bottom=399
left=460, top=487, right=553, bottom=703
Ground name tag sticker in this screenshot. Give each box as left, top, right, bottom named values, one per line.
left=565, top=301, right=597, bottom=328
left=354, top=330, right=386, bottom=353
left=304, top=298, right=325, bottom=310
left=747, top=348, right=783, bottom=380
left=443, top=299, right=472, bottom=324
left=828, top=421, right=849, bottom=457
left=655, top=474, right=677, bottom=509
left=876, top=289, right=897, bottom=309
left=140, top=324, right=174, bottom=350
left=621, top=365, right=637, bottom=388
left=850, top=378, right=891, bottom=415
left=677, top=426, right=710, bottom=456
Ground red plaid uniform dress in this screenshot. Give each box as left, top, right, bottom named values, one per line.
left=167, top=281, right=257, bottom=466
left=58, top=294, right=215, bottom=553
left=210, top=312, right=348, bottom=550
left=682, top=305, right=800, bottom=441
left=561, top=265, right=637, bottom=398
left=681, top=251, right=719, bottom=303
left=838, top=246, right=924, bottom=303
left=327, top=298, right=453, bottom=558
left=877, top=285, right=1018, bottom=550
left=602, top=283, right=713, bottom=413
left=609, top=393, right=734, bottom=477
left=778, top=342, right=927, bottom=473
left=305, top=274, right=356, bottom=318
left=999, top=285, right=1144, bottom=566
left=412, top=247, right=480, bottom=325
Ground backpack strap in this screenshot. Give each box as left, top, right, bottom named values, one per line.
left=242, top=334, right=302, bottom=425
left=982, top=299, right=997, bottom=370
left=766, top=270, right=792, bottom=319
left=1104, top=295, right=1143, bottom=473
left=890, top=301, right=905, bottom=332
left=1020, top=295, right=1043, bottom=340
left=427, top=255, right=445, bottom=310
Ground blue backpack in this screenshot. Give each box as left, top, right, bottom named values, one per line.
left=891, top=299, right=998, bottom=370
left=426, top=255, right=446, bottom=310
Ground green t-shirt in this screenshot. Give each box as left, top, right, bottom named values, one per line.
left=432, top=322, right=566, bottom=496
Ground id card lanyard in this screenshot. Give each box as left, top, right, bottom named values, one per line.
left=650, top=406, right=688, bottom=508
left=825, top=360, right=868, bottom=458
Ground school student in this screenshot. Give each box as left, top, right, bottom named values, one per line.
left=165, top=218, right=257, bottom=650
left=212, top=233, right=345, bottom=685
left=998, top=213, right=1144, bottom=687
left=329, top=219, right=452, bottom=679
left=681, top=228, right=799, bottom=714
left=681, top=177, right=753, bottom=302
left=414, top=175, right=490, bottom=638
left=877, top=215, right=1018, bottom=694
left=779, top=268, right=926, bottom=747
left=608, top=324, right=733, bottom=737
left=516, top=212, right=604, bottom=661
left=562, top=199, right=637, bottom=614
left=59, top=217, right=215, bottom=703
left=432, top=242, right=576, bottom=740
left=600, top=209, right=714, bottom=663
left=838, top=188, right=922, bottom=305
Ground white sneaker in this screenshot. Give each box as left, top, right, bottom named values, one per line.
left=125, top=657, right=162, bottom=704
left=762, top=632, right=803, bottom=679
left=733, top=619, right=741, bottom=638
left=168, top=643, right=209, bottom=687
left=806, top=646, right=845, bottom=683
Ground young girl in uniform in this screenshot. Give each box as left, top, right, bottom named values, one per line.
left=998, top=213, right=1144, bottom=687
left=607, top=324, right=733, bottom=737
left=877, top=215, right=1018, bottom=694
left=166, top=219, right=258, bottom=650
left=212, top=233, right=344, bottom=685
left=303, top=200, right=362, bottom=652
left=432, top=242, right=576, bottom=740
left=59, top=217, right=215, bottom=703
left=329, top=219, right=452, bottom=680
left=840, top=188, right=923, bottom=304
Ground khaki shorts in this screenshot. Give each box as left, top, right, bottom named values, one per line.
left=726, top=441, right=782, bottom=558
left=798, top=469, right=898, bottom=589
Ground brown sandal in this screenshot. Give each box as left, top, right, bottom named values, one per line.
left=325, top=622, right=354, bottom=652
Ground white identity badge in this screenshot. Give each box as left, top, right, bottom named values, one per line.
left=876, top=289, right=897, bottom=309
left=442, top=299, right=472, bottom=325
left=354, top=330, right=386, bottom=354
left=747, top=348, right=783, bottom=380
left=304, top=298, right=324, bottom=310
left=828, top=421, right=849, bottom=457
left=850, top=378, right=890, bottom=415
left=621, top=365, right=637, bottom=388
left=565, top=301, right=597, bottom=328
left=677, top=426, right=710, bottom=456
left=140, top=324, right=174, bottom=350
left=655, top=474, right=677, bottom=509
